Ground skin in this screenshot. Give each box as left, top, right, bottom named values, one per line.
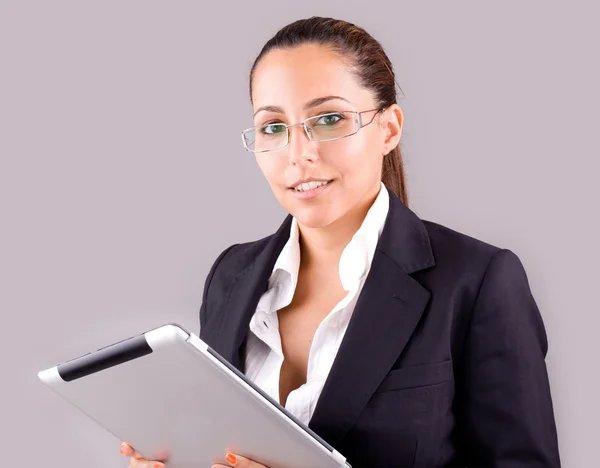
left=121, top=42, right=403, bottom=468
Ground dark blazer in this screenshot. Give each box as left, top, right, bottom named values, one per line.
left=198, top=189, right=561, bottom=468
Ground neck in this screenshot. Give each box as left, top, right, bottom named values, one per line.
left=297, top=183, right=381, bottom=271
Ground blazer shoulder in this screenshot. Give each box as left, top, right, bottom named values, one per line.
left=421, top=219, right=509, bottom=273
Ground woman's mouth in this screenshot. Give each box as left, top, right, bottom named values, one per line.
left=289, top=180, right=334, bottom=200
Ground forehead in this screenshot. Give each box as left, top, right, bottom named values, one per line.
left=252, top=43, right=373, bottom=111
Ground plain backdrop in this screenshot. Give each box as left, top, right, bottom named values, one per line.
left=1, top=1, right=598, bottom=466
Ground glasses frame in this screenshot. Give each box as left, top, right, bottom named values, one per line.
left=241, top=107, right=385, bottom=153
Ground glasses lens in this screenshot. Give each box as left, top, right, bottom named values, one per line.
left=243, top=123, right=288, bottom=152
left=305, top=112, right=359, bottom=142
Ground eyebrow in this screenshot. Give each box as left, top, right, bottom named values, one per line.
left=253, top=95, right=352, bottom=118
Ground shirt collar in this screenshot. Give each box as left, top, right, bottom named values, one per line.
left=339, top=181, right=390, bottom=291
left=260, top=181, right=390, bottom=313
left=271, top=215, right=300, bottom=284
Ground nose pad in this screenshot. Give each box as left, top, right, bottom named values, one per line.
left=287, top=123, right=312, bottom=145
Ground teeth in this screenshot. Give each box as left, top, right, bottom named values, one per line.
left=294, top=180, right=329, bottom=192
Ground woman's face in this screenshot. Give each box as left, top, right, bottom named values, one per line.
left=250, top=43, right=402, bottom=229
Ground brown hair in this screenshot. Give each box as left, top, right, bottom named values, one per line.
left=248, top=16, right=409, bottom=206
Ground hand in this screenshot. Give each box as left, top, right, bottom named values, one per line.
left=212, top=452, right=269, bottom=468
left=119, top=442, right=168, bottom=468
left=119, top=442, right=268, bottom=468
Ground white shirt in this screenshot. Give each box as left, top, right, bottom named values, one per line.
left=244, top=182, right=390, bottom=426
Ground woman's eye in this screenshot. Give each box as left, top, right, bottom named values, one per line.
left=261, top=123, right=286, bottom=135
left=316, top=113, right=343, bottom=126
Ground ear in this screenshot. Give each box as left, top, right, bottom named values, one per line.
left=380, top=104, right=403, bottom=154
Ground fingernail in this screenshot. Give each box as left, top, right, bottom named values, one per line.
left=119, top=444, right=127, bottom=455
left=154, top=464, right=163, bottom=468
left=225, top=453, right=237, bottom=465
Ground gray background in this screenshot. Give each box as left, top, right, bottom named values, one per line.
left=1, top=1, right=598, bottom=466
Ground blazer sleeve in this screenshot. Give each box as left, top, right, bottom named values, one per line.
left=458, top=248, right=561, bottom=467
left=198, top=243, right=239, bottom=334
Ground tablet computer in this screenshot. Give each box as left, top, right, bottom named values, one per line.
left=38, top=323, right=350, bottom=468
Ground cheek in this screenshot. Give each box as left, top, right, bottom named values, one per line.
left=255, top=156, right=282, bottom=186
left=334, top=140, right=381, bottom=182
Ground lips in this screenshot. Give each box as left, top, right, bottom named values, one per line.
left=288, top=178, right=333, bottom=190
left=289, top=179, right=333, bottom=200
left=292, top=180, right=332, bottom=192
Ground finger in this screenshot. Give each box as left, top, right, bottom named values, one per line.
left=128, top=458, right=167, bottom=468
left=120, top=442, right=146, bottom=460
left=225, top=452, right=268, bottom=467
left=119, top=442, right=169, bottom=468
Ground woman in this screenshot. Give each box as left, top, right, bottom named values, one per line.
left=120, top=16, right=560, bottom=468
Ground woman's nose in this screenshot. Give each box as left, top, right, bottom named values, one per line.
left=288, top=124, right=318, bottom=164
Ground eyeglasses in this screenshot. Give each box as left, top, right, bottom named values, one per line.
left=241, top=108, right=384, bottom=153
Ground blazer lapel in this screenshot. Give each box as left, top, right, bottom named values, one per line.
left=211, top=215, right=292, bottom=371
left=307, top=192, right=435, bottom=446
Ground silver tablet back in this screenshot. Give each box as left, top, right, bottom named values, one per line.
left=38, top=323, right=350, bottom=468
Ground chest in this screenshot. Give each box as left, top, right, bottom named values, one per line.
left=276, top=269, right=347, bottom=404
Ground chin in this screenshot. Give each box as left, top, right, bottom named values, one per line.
left=292, top=207, right=342, bottom=229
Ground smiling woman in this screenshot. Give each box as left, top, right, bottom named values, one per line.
left=121, top=15, right=561, bottom=468
left=246, top=40, right=404, bottom=234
